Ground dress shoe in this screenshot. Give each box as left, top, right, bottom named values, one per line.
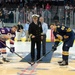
left=0, top=61, right=3, bottom=64
left=59, top=61, right=68, bottom=66
left=58, top=60, right=63, bottom=63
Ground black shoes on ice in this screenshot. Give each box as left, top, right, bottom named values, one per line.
left=58, top=60, right=68, bottom=66
left=58, top=60, right=63, bottom=64
left=0, top=62, right=3, bottom=64
left=0, top=58, right=10, bottom=64
left=2, top=58, right=10, bottom=62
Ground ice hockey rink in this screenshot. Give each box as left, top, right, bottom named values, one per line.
left=0, top=41, right=75, bottom=75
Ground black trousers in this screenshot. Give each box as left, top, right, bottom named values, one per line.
left=31, top=38, right=41, bottom=60
left=41, top=34, right=46, bottom=55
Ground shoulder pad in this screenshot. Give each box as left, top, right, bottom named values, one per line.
left=61, top=26, right=65, bottom=30
left=6, top=28, right=10, bottom=32
left=66, top=28, right=71, bottom=32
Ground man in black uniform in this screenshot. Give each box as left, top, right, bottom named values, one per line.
left=28, top=14, right=43, bottom=62
left=50, top=23, right=74, bottom=66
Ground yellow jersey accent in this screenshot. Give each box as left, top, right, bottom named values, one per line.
left=66, top=28, right=71, bottom=32
left=62, top=51, right=69, bottom=55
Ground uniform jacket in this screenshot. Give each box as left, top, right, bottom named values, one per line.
left=29, top=21, right=43, bottom=39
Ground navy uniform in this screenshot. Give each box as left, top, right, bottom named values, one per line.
left=52, top=25, right=74, bottom=66
left=29, top=20, right=42, bottom=61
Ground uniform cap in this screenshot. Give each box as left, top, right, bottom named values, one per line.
left=32, top=14, right=39, bottom=17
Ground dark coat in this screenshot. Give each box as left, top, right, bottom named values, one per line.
left=29, top=21, right=43, bottom=40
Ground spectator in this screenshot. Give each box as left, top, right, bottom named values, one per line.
left=0, top=9, right=3, bottom=20
left=9, top=11, right=14, bottom=23
left=19, top=9, right=24, bottom=23
left=24, top=20, right=30, bottom=41
left=0, top=19, right=5, bottom=28
left=4, top=10, right=9, bottom=23
left=53, top=13, right=59, bottom=24
left=45, top=3, right=51, bottom=11
left=15, top=8, right=19, bottom=23
left=65, top=4, right=69, bottom=10
left=16, top=22, right=23, bottom=41
left=44, top=9, right=51, bottom=27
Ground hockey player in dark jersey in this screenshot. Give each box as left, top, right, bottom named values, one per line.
left=0, top=25, right=17, bottom=64
left=50, top=23, right=74, bottom=66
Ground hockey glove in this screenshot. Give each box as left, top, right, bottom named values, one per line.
left=52, top=41, right=59, bottom=51
left=52, top=45, right=57, bottom=51
left=10, top=47, right=15, bottom=53
left=10, top=40, right=14, bottom=44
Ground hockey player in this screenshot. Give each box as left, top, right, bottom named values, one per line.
left=0, top=25, right=17, bottom=64
left=50, top=23, right=74, bottom=66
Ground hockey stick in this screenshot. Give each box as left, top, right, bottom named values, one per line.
left=28, top=41, right=63, bottom=66
left=0, top=40, right=23, bottom=59
left=28, top=49, right=53, bottom=66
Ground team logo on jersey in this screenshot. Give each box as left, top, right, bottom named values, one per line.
left=1, top=29, right=5, bottom=33
left=66, top=28, right=71, bottom=32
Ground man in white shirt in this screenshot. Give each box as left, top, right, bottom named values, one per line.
left=24, top=20, right=30, bottom=41
left=39, top=17, right=48, bottom=56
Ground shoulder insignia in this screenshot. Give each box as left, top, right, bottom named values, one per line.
left=57, top=26, right=60, bottom=28
left=61, top=26, right=65, bottom=30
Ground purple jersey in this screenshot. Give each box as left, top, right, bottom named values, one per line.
left=0, top=28, right=9, bottom=34
left=0, top=27, right=16, bottom=40
left=0, top=27, right=16, bottom=48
